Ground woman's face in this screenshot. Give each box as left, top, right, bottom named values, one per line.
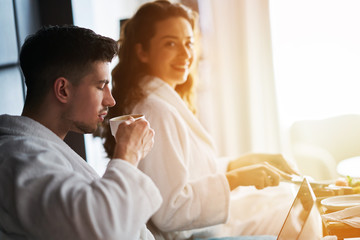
left=137, top=17, right=194, bottom=88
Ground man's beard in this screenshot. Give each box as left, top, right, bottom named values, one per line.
left=73, top=120, right=97, bottom=134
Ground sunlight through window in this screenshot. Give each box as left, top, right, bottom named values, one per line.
left=269, top=0, right=360, bottom=128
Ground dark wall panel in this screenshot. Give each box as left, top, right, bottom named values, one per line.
left=39, top=0, right=73, bottom=25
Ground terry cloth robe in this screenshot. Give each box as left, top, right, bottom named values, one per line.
left=132, top=76, right=322, bottom=240
left=0, top=114, right=162, bottom=240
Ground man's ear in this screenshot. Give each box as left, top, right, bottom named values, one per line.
left=135, top=43, right=149, bottom=63
left=54, top=77, right=71, bottom=103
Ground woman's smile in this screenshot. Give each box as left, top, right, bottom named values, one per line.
left=137, top=16, right=194, bottom=88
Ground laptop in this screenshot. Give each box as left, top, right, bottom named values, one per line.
left=194, top=178, right=316, bottom=240
left=276, top=177, right=317, bottom=240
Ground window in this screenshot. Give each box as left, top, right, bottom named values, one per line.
left=269, top=0, right=360, bottom=129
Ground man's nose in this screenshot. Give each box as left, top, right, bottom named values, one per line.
left=104, top=85, right=116, bottom=107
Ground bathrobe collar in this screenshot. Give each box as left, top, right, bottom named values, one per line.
left=142, top=76, right=216, bottom=151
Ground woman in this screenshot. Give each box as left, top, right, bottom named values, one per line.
left=100, top=1, right=320, bottom=239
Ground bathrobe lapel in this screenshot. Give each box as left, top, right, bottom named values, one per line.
left=143, top=76, right=216, bottom=151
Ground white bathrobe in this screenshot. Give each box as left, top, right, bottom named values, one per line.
left=133, top=77, right=322, bottom=240
left=0, top=114, right=162, bottom=240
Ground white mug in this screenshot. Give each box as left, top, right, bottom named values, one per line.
left=109, top=114, right=145, bottom=137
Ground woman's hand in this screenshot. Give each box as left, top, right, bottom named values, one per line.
left=225, top=162, right=292, bottom=191
left=227, top=153, right=300, bottom=176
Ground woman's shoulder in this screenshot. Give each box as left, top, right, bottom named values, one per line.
left=134, top=94, right=178, bottom=117
left=132, top=94, right=189, bottom=134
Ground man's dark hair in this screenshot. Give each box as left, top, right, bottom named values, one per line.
left=20, top=25, right=118, bottom=108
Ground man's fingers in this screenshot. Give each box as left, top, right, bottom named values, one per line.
left=142, top=128, right=155, bottom=153
left=112, top=117, right=155, bottom=166
left=126, top=118, right=150, bottom=140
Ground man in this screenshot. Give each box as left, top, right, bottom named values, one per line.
left=0, top=25, right=162, bottom=240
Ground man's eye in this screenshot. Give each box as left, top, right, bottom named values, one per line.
left=98, top=84, right=106, bottom=90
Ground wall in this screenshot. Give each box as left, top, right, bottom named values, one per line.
left=0, top=0, right=41, bottom=116
left=0, top=0, right=86, bottom=160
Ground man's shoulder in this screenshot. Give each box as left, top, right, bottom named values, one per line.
left=0, top=134, right=54, bottom=157
left=0, top=131, right=66, bottom=163
left=0, top=134, right=76, bottom=175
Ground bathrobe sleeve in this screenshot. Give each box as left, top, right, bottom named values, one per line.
left=134, top=97, right=230, bottom=232
left=1, top=138, right=162, bottom=240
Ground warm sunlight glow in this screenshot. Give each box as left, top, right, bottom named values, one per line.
left=270, top=0, right=360, bottom=127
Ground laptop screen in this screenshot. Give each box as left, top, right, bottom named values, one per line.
left=277, top=178, right=316, bottom=240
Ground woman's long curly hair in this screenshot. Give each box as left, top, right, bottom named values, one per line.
left=98, top=0, right=199, bottom=158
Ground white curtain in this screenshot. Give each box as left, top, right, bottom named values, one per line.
left=196, top=0, right=280, bottom=157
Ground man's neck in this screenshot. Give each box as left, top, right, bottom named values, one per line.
left=22, top=106, right=68, bottom=140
